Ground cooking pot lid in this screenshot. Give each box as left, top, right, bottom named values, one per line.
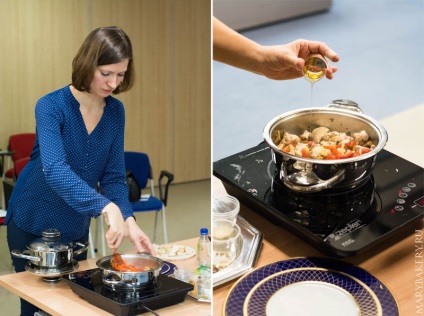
left=28, top=229, right=71, bottom=251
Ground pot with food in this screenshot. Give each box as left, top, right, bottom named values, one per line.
left=11, top=228, right=88, bottom=268
left=96, top=253, right=164, bottom=290
left=263, top=100, right=388, bottom=192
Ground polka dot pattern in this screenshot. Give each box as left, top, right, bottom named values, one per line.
left=5, top=86, right=133, bottom=242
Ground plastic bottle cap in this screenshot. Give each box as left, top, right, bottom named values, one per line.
left=200, top=228, right=208, bottom=235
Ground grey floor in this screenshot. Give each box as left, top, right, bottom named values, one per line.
left=213, top=0, right=424, bottom=161
left=0, top=179, right=211, bottom=315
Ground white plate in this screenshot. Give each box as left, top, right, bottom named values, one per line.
left=224, top=258, right=399, bottom=316
left=243, top=268, right=379, bottom=316
left=153, top=244, right=196, bottom=261
left=265, top=281, right=359, bottom=316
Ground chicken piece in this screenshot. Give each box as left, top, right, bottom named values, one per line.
left=322, top=131, right=352, bottom=144
left=354, top=130, right=369, bottom=145
left=300, top=130, right=311, bottom=141
left=309, top=145, right=331, bottom=160
left=320, top=140, right=337, bottom=147
left=310, top=127, right=330, bottom=143
left=294, top=143, right=308, bottom=157
left=278, top=143, right=296, bottom=155
left=279, top=131, right=301, bottom=146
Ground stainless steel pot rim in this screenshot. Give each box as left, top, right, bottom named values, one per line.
left=263, top=107, right=388, bottom=164
left=96, top=253, right=164, bottom=273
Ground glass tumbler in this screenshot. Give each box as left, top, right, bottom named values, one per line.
left=212, top=220, right=242, bottom=270
left=212, top=194, right=240, bottom=226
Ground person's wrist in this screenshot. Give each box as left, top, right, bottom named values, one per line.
left=125, top=216, right=136, bottom=224
left=250, top=44, right=269, bottom=76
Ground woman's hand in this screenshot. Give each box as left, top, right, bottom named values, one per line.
left=101, top=202, right=127, bottom=252
left=125, top=217, right=156, bottom=256
left=213, top=17, right=339, bottom=81
left=258, top=39, right=339, bottom=80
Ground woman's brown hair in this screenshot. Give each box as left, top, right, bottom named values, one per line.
left=72, top=26, right=134, bottom=94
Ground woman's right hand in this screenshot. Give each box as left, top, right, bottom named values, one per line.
left=101, top=202, right=127, bottom=252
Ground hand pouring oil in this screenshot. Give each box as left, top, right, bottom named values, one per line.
left=303, top=54, right=327, bottom=105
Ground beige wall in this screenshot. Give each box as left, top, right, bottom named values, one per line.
left=0, top=0, right=211, bottom=183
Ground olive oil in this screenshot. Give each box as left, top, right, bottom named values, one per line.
left=303, top=54, right=327, bottom=105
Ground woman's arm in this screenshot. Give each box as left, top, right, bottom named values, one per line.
left=213, top=17, right=339, bottom=80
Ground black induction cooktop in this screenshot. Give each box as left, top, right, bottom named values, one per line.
left=62, top=269, right=193, bottom=316
left=213, top=142, right=424, bottom=257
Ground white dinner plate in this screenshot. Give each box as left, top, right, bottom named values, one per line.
left=153, top=244, right=196, bottom=261
left=244, top=268, right=380, bottom=316
left=223, top=257, right=399, bottom=316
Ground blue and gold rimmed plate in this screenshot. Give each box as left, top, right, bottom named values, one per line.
left=244, top=268, right=380, bottom=315
left=223, top=257, right=399, bottom=316
left=160, top=261, right=177, bottom=275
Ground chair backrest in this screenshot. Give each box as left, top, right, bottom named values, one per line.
left=8, top=133, right=36, bottom=162
left=124, top=152, right=152, bottom=190
left=14, top=157, right=30, bottom=179
left=3, top=180, right=15, bottom=210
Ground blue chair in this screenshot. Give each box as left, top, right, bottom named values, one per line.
left=124, top=151, right=174, bottom=244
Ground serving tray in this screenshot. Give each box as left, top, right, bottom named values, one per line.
left=213, top=215, right=263, bottom=287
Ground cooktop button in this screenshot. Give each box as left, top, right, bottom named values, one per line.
left=396, top=199, right=405, bottom=204
left=394, top=205, right=404, bottom=212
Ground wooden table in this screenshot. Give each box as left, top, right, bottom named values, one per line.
left=213, top=177, right=422, bottom=315
left=0, top=238, right=211, bottom=316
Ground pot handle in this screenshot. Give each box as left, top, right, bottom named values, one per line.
left=326, top=99, right=363, bottom=113
left=281, top=162, right=345, bottom=192
left=11, top=249, right=40, bottom=262
left=73, top=242, right=89, bottom=257
left=101, top=273, right=139, bottom=287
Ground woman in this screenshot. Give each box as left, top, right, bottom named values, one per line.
left=6, top=26, right=154, bottom=316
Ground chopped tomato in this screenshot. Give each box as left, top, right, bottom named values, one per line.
left=348, top=141, right=356, bottom=148
left=324, top=146, right=338, bottom=155
left=112, top=253, right=145, bottom=272
left=326, top=151, right=354, bottom=160
left=283, top=145, right=291, bottom=152
left=354, top=147, right=372, bottom=156
left=301, top=147, right=310, bottom=158
left=326, top=154, right=338, bottom=160
left=338, top=152, right=355, bottom=159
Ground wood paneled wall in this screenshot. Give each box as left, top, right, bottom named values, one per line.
left=0, top=0, right=211, bottom=183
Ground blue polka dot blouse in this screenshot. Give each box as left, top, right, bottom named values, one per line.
left=5, top=85, right=133, bottom=242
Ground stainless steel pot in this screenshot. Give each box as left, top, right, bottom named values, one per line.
left=263, top=100, right=388, bottom=192
left=11, top=229, right=88, bottom=268
left=96, top=253, right=164, bottom=289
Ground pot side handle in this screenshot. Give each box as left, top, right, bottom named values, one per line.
left=73, top=242, right=89, bottom=257
left=326, top=99, right=363, bottom=113
left=280, top=162, right=345, bottom=192
left=11, top=249, right=40, bottom=261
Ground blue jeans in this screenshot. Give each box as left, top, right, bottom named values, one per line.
left=7, top=216, right=89, bottom=316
